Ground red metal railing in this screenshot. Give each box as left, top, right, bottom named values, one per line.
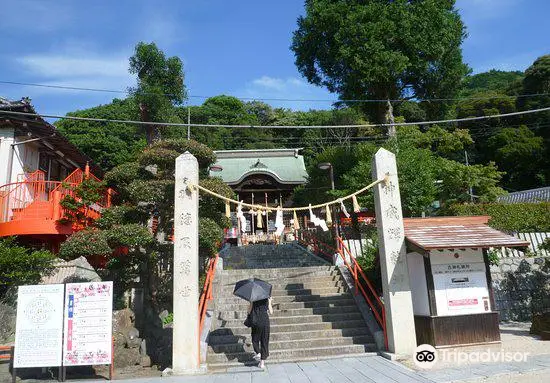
left=336, top=236, right=388, bottom=350
left=0, top=169, right=111, bottom=228
left=198, top=252, right=219, bottom=364
left=297, top=230, right=388, bottom=350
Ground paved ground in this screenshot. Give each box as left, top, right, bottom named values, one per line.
left=418, top=353, right=550, bottom=382
left=404, top=322, right=549, bottom=371
left=3, top=354, right=550, bottom=383
left=3, top=323, right=549, bottom=383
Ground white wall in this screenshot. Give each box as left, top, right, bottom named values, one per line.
left=11, top=137, right=40, bottom=183
left=407, top=252, right=430, bottom=316
left=430, top=249, right=491, bottom=316
left=0, top=128, right=15, bottom=185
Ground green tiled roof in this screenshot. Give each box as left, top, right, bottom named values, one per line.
left=209, top=149, right=308, bottom=185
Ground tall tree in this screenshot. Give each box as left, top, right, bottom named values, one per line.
left=459, top=70, right=524, bottom=98
left=516, top=55, right=550, bottom=186
left=291, top=0, right=469, bottom=132
left=129, top=42, right=186, bottom=145
left=487, top=126, right=545, bottom=190
left=56, top=98, right=145, bottom=170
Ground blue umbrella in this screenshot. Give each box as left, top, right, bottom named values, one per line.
left=233, top=278, right=272, bottom=302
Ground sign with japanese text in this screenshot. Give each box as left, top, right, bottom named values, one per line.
left=14, top=284, right=65, bottom=368
left=432, top=262, right=490, bottom=316
left=63, top=282, right=113, bottom=366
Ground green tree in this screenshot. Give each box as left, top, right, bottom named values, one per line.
left=129, top=42, right=186, bottom=144
left=291, top=0, right=469, bottom=129
left=516, top=55, right=550, bottom=185
left=56, top=98, right=145, bottom=170
left=180, top=95, right=277, bottom=150
left=459, top=70, right=524, bottom=98
left=297, top=126, right=502, bottom=216
left=517, top=55, right=550, bottom=130
left=486, top=126, right=545, bottom=189
left=59, top=139, right=233, bottom=311
left=0, top=238, right=56, bottom=300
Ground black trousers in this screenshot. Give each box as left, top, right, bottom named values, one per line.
left=251, top=318, right=270, bottom=360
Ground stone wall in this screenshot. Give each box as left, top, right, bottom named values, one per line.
left=490, top=256, right=550, bottom=321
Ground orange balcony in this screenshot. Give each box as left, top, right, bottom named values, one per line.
left=0, top=169, right=112, bottom=238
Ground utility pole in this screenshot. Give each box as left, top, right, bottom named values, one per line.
left=465, top=150, right=474, bottom=202
left=187, top=106, right=190, bottom=140
left=386, top=99, right=396, bottom=138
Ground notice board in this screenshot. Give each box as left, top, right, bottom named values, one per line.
left=432, top=262, right=490, bottom=316
left=14, top=284, right=65, bottom=368
left=63, top=282, right=113, bottom=366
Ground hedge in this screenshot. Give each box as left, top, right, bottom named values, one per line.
left=447, top=202, right=550, bottom=232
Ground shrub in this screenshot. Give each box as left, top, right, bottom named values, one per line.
left=447, top=202, right=550, bottom=232
left=0, top=238, right=56, bottom=300
left=59, top=230, right=111, bottom=260
left=199, top=218, right=224, bottom=257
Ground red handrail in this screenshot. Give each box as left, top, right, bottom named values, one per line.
left=198, top=252, right=219, bottom=365
left=0, top=169, right=110, bottom=226
left=297, top=230, right=388, bottom=350
left=336, top=236, right=388, bottom=350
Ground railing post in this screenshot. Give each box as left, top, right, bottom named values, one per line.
left=106, top=188, right=112, bottom=208
left=52, top=191, right=61, bottom=220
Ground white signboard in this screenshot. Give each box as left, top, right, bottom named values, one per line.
left=63, top=282, right=113, bottom=366
left=433, top=262, right=490, bottom=316
left=14, top=284, right=65, bottom=368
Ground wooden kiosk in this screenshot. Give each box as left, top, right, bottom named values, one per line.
left=403, top=216, right=529, bottom=347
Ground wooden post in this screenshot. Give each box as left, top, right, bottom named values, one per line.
left=109, top=336, right=114, bottom=380
left=10, top=346, right=15, bottom=383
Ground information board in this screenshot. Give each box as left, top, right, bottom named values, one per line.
left=14, top=284, right=65, bottom=368
left=63, top=282, right=113, bottom=366
left=433, top=262, right=490, bottom=316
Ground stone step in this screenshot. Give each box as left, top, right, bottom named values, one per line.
left=216, top=304, right=361, bottom=320
left=224, top=255, right=319, bottom=261
left=215, top=297, right=357, bottom=312
left=207, top=352, right=378, bottom=372
left=210, top=319, right=368, bottom=335
left=215, top=312, right=363, bottom=326
left=217, top=292, right=351, bottom=305
left=206, top=344, right=375, bottom=364
left=217, top=286, right=349, bottom=299
left=222, top=266, right=338, bottom=278
left=217, top=275, right=344, bottom=289
left=208, top=327, right=371, bottom=345
left=222, top=263, right=327, bottom=270
left=208, top=335, right=375, bottom=354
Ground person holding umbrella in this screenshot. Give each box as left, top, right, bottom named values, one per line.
left=234, top=278, right=273, bottom=369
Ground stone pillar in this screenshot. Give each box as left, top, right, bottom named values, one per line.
left=173, top=152, right=200, bottom=374
left=371, top=148, right=416, bottom=356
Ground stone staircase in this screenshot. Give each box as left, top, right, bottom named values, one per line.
left=206, top=243, right=377, bottom=371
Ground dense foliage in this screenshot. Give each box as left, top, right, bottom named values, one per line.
left=291, top=0, right=469, bottom=125
left=129, top=42, right=186, bottom=144
left=448, top=202, right=550, bottom=232
left=56, top=98, right=145, bottom=170
left=0, top=238, right=56, bottom=300
left=295, top=125, right=504, bottom=216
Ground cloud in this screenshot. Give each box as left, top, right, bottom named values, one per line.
left=15, top=53, right=134, bottom=95
left=238, top=76, right=334, bottom=110
left=18, top=55, right=128, bottom=79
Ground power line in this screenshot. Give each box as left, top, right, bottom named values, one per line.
left=1, top=106, right=549, bottom=129
left=1, top=80, right=550, bottom=104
